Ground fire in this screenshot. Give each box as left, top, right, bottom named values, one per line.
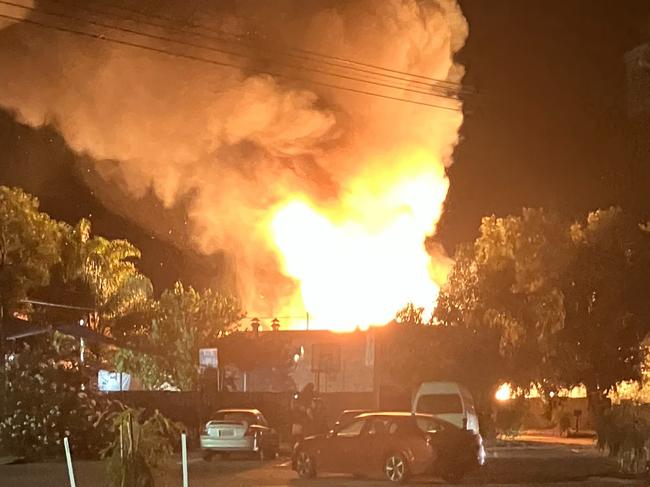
left=269, top=150, right=450, bottom=331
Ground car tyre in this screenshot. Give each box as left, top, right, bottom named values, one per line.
left=384, top=452, right=409, bottom=483
left=295, top=449, right=316, bottom=478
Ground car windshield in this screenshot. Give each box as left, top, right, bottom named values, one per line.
left=416, top=394, right=463, bottom=414
left=214, top=411, right=257, bottom=425
left=336, top=411, right=364, bottom=424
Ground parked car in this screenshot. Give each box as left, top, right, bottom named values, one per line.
left=412, top=382, right=480, bottom=434
left=332, top=409, right=371, bottom=429
left=292, top=412, right=485, bottom=483
left=201, top=408, right=279, bottom=460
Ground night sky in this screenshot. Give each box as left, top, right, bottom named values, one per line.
left=1, top=0, right=649, bottom=292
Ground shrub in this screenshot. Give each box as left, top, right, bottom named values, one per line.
left=0, top=341, right=112, bottom=460
left=495, top=397, right=528, bottom=438
left=596, top=404, right=650, bottom=475
left=103, top=404, right=182, bottom=487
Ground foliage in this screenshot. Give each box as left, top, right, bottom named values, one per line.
left=218, top=330, right=297, bottom=391
left=435, top=207, right=650, bottom=399
left=395, top=303, right=430, bottom=326
left=0, top=339, right=112, bottom=460
left=553, top=208, right=650, bottom=397
left=595, top=404, right=650, bottom=474
left=57, top=218, right=154, bottom=337
left=115, top=282, right=244, bottom=390
left=379, top=321, right=504, bottom=419
left=0, top=186, right=61, bottom=307
left=103, top=404, right=182, bottom=487
left=495, top=397, right=528, bottom=439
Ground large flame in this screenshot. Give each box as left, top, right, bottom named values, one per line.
left=269, top=150, right=450, bottom=331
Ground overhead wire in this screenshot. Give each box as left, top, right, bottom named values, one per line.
left=68, top=0, right=473, bottom=92
left=0, top=0, right=462, bottom=103
left=44, top=0, right=473, bottom=97
left=0, top=9, right=462, bottom=111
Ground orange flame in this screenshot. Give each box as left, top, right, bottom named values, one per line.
left=269, top=150, right=450, bottom=331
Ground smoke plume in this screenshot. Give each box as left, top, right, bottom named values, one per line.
left=0, top=0, right=467, bottom=325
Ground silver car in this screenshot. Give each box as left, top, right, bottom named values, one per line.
left=201, top=409, right=280, bottom=460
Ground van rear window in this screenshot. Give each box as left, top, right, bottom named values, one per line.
left=416, top=394, right=463, bottom=414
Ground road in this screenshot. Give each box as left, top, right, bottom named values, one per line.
left=0, top=442, right=644, bottom=487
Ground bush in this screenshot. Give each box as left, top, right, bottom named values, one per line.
left=596, top=404, right=650, bottom=475
left=495, top=397, right=528, bottom=438
left=103, top=404, right=182, bottom=487
left=0, top=341, right=112, bottom=460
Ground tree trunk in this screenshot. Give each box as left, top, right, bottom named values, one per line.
left=586, top=384, right=612, bottom=453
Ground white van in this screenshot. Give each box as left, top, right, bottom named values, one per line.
left=412, top=382, right=480, bottom=434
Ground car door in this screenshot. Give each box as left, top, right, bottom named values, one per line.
left=356, top=417, right=390, bottom=475
left=318, top=417, right=366, bottom=473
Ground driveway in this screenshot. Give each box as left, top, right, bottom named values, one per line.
left=0, top=441, right=643, bottom=487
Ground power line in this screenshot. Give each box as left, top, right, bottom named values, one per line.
left=1, top=0, right=461, bottom=103
left=44, top=0, right=472, bottom=97
left=65, top=0, right=472, bottom=92
left=0, top=10, right=462, bottom=111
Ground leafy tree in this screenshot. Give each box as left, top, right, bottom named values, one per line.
left=56, top=218, right=153, bottom=337
left=0, top=186, right=61, bottom=307
left=435, top=207, right=650, bottom=406
left=115, top=283, right=243, bottom=390
left=218, top=330, right=297, bottom=392
left=553, top=208, right=650, bottom=402
left=0, top=186, right=61, bottom=420
left=395, top=302, right=429, bottom=325
left=435, top=209, right=570, bottom=389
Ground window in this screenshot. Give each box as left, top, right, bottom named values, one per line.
left=257, top=415, right=269, bottom=427
left=416, top=394, right=463, bottom=415
left=387, top=420, right=403, bottom=435
left=337, top=418, right=365, bottom=437
left=366, top=419, right=389, bottom=436
left=215, top=412, right=257, bottom=425
left=416, top=417, right=446, bottom=434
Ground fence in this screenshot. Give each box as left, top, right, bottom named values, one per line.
left=105, top=390, right=378, bottom=443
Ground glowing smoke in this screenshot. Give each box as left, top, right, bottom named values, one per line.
left=0, top=0, right=467, bottom=328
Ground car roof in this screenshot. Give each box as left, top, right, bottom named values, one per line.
left=357, top=411, right=415, bottom=418
left=216, top=408, right=262, bottom=415
left=357, top=411, right=457, bottom=423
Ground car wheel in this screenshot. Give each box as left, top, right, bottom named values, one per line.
left=384, top=453, right=409, bottom=483
left=203, top=451, right=214, bottom=462
left=295, top=450, right=316, bottom=478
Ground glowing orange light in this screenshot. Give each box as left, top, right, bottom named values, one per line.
left=268, top=150, right=450, bottom=331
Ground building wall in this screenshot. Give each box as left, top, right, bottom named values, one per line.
left=246, top=330, right=376, bottom=393
left=289, top=330, right=375, bottom=393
